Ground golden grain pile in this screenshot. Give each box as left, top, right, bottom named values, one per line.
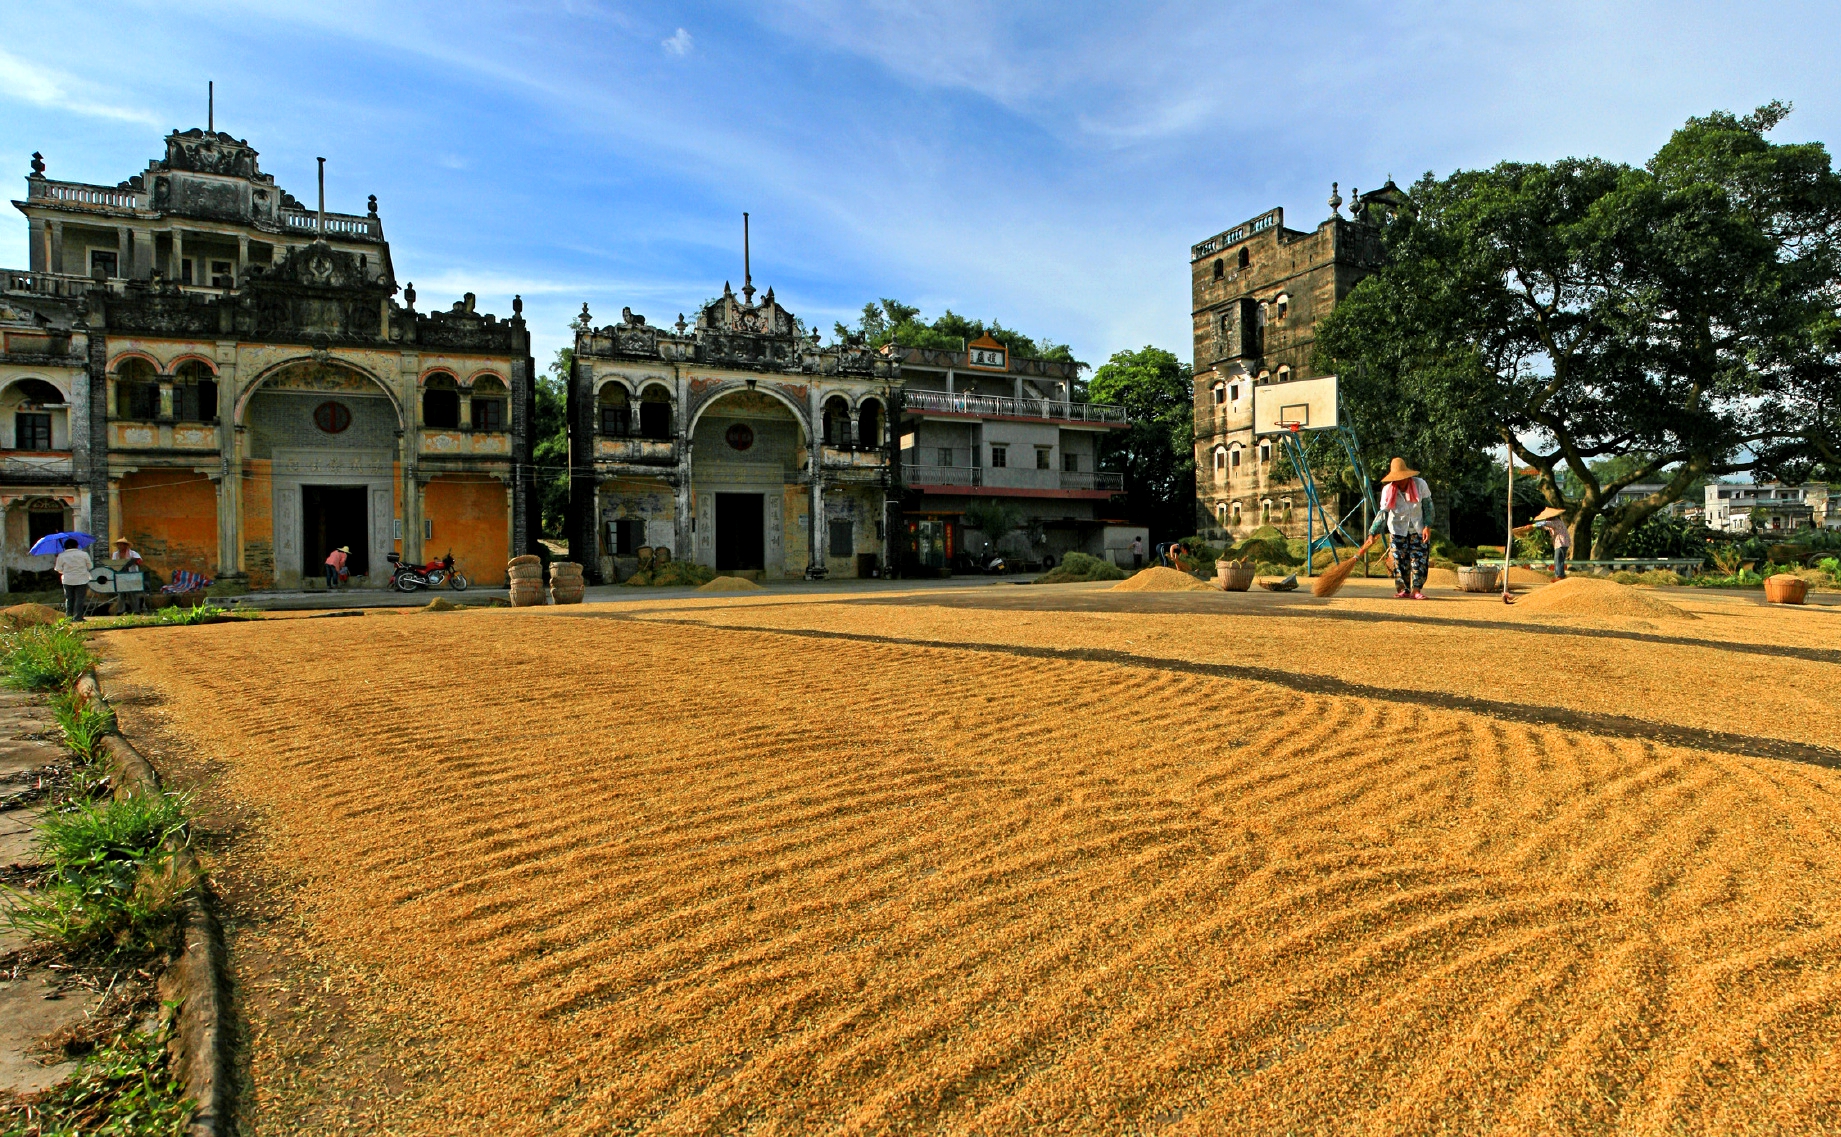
left=1514, top=575, right=1695, bottom=620
left=698, top=575, right=764, bottom=592
left=99, top=599, right=1841, bottom=1135
left=1111, top=566, right=1212, bottom=591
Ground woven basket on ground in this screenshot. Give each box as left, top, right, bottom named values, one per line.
left=1215, top=560, right=1254, bottom=591
left=550, top=585, right=585, bottom=605
left=1456, top=565, right=1501, bottom=593
left=509, top=581, right=547, bottom=607
left=508, top=554, right=540, bottom=569
left=549, top=561, right=584, bottom=580
left=507, top=565, right=543, bottom=583
left=1764, top=573, right=1808, bottom=605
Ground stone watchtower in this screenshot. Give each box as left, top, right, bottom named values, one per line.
left=1188, top=182, right=1403, bottom=540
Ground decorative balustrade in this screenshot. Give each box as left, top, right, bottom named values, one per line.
left=282, top=211, right=381, bottom=238
left=30, top=180, right=139, bottom=209
left=1, top=269, right=104, bottom=297
left=0, top=454, right=74, bottom=479
left=902, top=389, right=1127, bottom=424
left=820, top=446, right=888, bottom=471
left=595, top=437, right=677, bottom=464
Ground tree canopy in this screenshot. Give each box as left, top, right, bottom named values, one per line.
left=1089, top=346, right=1195, bottom=541
left=836, top=299, right=1077, bottom=366
left=536, top=348, right=571, bottom=538
left=1315, top=102, right=1841, bottom=557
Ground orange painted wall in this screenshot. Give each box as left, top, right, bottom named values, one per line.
left=422, top=475, right=508, bottom=586
left=122, top=471, right=217, bottom=581
left=241, top=461, right=275, bottom=588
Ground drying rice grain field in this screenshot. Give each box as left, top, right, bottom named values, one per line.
left=98, top=582, right=1841, bottom=1134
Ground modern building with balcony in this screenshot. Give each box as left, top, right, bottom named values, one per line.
left=893, top=334, right=1134, bottom=572
left=4, top=127, right=535, bottom=590
left=567, top=282, right=898, bottom=583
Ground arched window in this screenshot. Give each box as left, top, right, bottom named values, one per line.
left=598, top=385, right=630, bottom=435
left=1213, top=446, right=1227, bottom=473
left=1212, top=258, right=1224, bottom=280
left=1276, top=365, right=1291, bottom=383
left=1259, top=441, right=1271, bottom=464
left=823, top=396, right=851, bottom=446
left=1217, top=502, right=1229, bottom=527
left=1231, top=501, right=1243, bottom=525
left=1229, top=446, right=1242, bottom=469
left=114, top=358, right=159, bottom=420
left=423, top=373, right=460, bottom=429
left=638, top=386, right=672, bottom=439
left=1261, top=500, right=1272, bottom=524
left=1276, top=293, right=1289, bottom=319
left=1212, top=381, right=1226, bottom=406
left=857, top=398, right=882, bottom=449
left=7, top=379, right=63, bottom=451
left=174, top=360, right=218, bottom=423
left=470, top=377, right=508, bottom=431
left=1237, top=247, right=1250, bottom=269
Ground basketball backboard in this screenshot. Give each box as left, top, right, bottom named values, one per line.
left=1252, top=375, right=1338, bottom=436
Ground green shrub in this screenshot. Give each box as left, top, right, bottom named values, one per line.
left=17, top=1017, right=193, bottom=1135
left=1230, top=537, right=1295, bottom=566
left=1, top=624, right=94, bottom=690
left=51, top=690, right=115, bottom=764
left=6, top=791, right=193, bottom=955
left=1035, top=552, right=1127, bottom=584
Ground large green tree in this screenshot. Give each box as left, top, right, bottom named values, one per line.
left=535, top=348, right=570, bottom=539
left=838, top=299, right=1078, bottom=373
left=1089, top=346, right=1194, bottom=541
left=1316, top=103, right=1841, bottom=557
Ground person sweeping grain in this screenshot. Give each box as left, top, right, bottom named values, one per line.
left=1369, top=458, right=1432, bottom=600
left=1512, top=507, right=1571, bottom=580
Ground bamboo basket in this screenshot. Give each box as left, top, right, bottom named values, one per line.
left=1456, top=565, right=1501, bottom=593
left=1764, top=573, right=1808, bottom=605
left=509, top=581, right=547, bottom=607
left=1215, top=559, right=1255, bottom=591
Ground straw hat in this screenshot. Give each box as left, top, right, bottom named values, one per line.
left=112, top=536, right=131, bottom=547
left=1379, top=457, right=1419, bottom=484
left=339, top=545, right=351, bottom=553
left=1533, top=506, right=1566, bottom=521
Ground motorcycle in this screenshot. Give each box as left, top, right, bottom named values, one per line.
left=387, top=551, right=469, bottom=593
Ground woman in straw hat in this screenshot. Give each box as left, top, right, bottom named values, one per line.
left=1368, top=457, right=1433, bottom=599
left=1513, top=506, right=1572, bottom=580
left=324, top=545, right=351, bottom=590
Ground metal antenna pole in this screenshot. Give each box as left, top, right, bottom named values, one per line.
left=742, top=212, right=753, bottom=303
left=208, top=81, right=213, bottom=132
left=316, top=158, right=326, bottom=237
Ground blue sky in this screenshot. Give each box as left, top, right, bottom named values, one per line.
left=3, top=1, right=1839, bottom=372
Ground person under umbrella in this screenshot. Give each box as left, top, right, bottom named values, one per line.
left=54, top=538, right=93, bottom=622
left=1368, top=457, right=1434, bottom=600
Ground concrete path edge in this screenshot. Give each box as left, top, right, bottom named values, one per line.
left=75, top=671, right=231, bottom=1137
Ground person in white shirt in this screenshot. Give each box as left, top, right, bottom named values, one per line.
left=53, top=538, right=93, bottom=622
left=1368, top=457, right=1434, bottom=599
left=1514, top=506, right=1572, bottom=580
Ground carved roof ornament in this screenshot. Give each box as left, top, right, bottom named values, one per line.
left=1328, top=181, right=1342, bottom=218
left=162, top=128, right=262, bottom=179
left=29, top=152, right=44, bottom=177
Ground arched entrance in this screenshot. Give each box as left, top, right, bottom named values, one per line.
left=241, top=360, right=402, bottom=587
left=689, top=389, right=807, bottom=575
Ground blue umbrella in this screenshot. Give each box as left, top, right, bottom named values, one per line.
left=29, top=531, right=97, bottom=557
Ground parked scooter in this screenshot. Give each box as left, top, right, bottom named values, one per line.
left=387, top=551, right=470, bottom=593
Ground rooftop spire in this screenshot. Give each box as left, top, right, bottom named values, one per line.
left=208, top=80, right=214, bottom=133
left=742, top=211, right=754, bottom=304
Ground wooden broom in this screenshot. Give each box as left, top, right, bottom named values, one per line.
left=1310, top=535, right=1380, bottom=597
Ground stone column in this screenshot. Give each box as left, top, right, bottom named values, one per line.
left=171, top=229, right=183, bottom=282
left=107, top=480, right=122, bottom=542
left=215, top=346, right=239, bottom=576
left=236, top=234, right=249, bottom=285
left=48, top=221, right=63, bottom=276
left=808, top=386, right=824, bottom=573
left=118, top=228, right=131, bottom=278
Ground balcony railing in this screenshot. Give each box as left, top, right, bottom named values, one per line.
left=1, top=269, right=105, bottom=298
left=282, top=210, right=382, bottom=238
left=906, top=463, right=981, bottom=487
left=821, top=446, right=888, bottom=471
left=0, top=453, right=74, bottom=479
left=596, top=437, right=677, bottom=464
left=902, top=389, right=1127, bottom=424
left=29, top=180, right=140, bottom=209
left=1061, top=470, right=1124, bottom=491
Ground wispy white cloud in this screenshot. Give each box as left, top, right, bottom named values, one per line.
left=0, top=49, right=160, bottom=125
left=661, top=27, right=693, bottom=57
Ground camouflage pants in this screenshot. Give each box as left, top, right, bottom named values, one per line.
left=1390, top=531, right=1429, bottom=594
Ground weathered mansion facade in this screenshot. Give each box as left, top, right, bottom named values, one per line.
left=2, top=128, right=534, bottom=589
left=1189, top=184, right=1401, bottom=539
left=567, top=283, right=899, bottom=583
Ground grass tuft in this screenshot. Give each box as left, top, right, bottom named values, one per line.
left=0, top=625, right=95, bottom=691
left=6, top=1016, right=194, bottom=1135
left=5, top=792, right=193, bottom=956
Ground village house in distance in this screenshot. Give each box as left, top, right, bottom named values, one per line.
left=0, top=124, right=534, bottom=590
left=1189, top=182, right=1403, bottom=540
